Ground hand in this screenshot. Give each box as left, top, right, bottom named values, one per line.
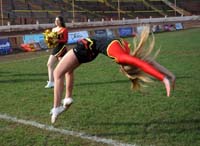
left=163, top=77, right=171, bottom=97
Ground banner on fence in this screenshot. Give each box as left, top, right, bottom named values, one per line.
left=93, top=29, right=115, bottom=39
left=118, top=27, right=134, bottom=37
left=175, top=23, right=184, bottom=30
left=23, top=34, right=44, bottom=44
left=22, top=34, right=47, bottom=51
left=0, top=38, right=12, bottom=55
left=94, top=29, right=107, bottom=38
left=68, top=31, right=89, bottom=44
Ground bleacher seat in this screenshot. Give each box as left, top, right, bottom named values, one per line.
left=0, top=0, right=199, bottom=25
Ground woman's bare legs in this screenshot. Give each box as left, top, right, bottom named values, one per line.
left=46, top=55, right=57, bottom=88
left=53, top=49, right=80, bottom=108
left=59, top=54, right=74, bottom=106
left=51, top=50, right=80, bottom=123
left=65, top=72, right=74, bottom=98
left=61, top=72, right=74, bottom=109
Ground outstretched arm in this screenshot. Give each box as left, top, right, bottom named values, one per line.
left=107, top=40, right=172, bottom=96
left=150, top=60, right=176, bottom=90
left=119, top=54, right=172, bottom=96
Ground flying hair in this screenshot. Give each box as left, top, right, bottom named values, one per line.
left=120, top=25, right=160, bottom=90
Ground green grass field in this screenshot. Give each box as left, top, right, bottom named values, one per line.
left=0, top=28, right=200, bottom=146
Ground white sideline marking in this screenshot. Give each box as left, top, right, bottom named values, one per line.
left=0, top=113, right=136, bottom=146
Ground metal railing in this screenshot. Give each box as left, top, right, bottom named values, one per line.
left=0, top=15, right=199, bottom=33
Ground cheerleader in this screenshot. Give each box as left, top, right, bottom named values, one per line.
left=45, top=16, right=69, bottom=88
left=50, top=26, right=175, bottom=123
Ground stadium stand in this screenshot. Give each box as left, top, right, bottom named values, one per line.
left=0, top=0, right=199, bottom=25
left=168, top=0, right=200, bottom=15
left=1, top=0, right=200, bottom=25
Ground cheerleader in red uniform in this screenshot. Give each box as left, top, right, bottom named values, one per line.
left=45, top=16, right=69, bottom=88
left=50, top=26, right=176, bottom=123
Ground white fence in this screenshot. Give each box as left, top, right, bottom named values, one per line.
left=0, top=15, right=199, bottom=33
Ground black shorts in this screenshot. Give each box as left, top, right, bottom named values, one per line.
left=52, top=43, right=67, bottom=58
left=73, top=41, right=99, bottom=63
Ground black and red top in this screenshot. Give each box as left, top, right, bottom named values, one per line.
left=73, top=37, right=130, bottom=63
left=52, top=27, right=68, bottom=57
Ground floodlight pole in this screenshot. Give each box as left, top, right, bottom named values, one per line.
left=72, top=0, right=75, bottom=23
left=0, top=0, right=3, bottom=26
left=174, top=0, right=176, bottom=16
left=118, top=0, right=120, bottom=20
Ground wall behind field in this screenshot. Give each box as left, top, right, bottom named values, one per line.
left=0, top=16, right=199, bottom=55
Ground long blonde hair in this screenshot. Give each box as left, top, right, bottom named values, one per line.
left=120, top=26, right=160, bottom=90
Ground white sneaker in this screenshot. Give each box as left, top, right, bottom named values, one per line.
left=62, top=97, right=73, bottom=109
left=50, top=106, right=65, bottom=124
left=45, top=81, right=54, bottom=88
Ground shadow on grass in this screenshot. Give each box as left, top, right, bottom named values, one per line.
left=74, top=75, right=192, bottom=87
left=0, top=72, right=46, bottom=77
left=0, top=75, right=192, bottom=86
left=0, top=78, right=45, bottom=83
left=75, top=79, right=128, bottom=86
left=0, top=71, right=13, bottom=74
left=0, top=72, right=47, bottom=83
left=92, top=118, right=200, bottom=137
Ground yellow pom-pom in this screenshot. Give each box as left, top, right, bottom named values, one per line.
left=43, top=29, right=58, bottom=48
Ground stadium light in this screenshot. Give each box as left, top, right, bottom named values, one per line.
left=0, top=0, right=3, bottom=26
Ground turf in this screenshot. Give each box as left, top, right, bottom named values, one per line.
left=0, top=28, right=200, bottom=146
